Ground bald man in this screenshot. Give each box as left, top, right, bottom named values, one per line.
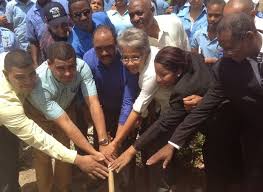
left=128, top=0, right=190, bottom=50
left=224, top=0, right=263, bottom=30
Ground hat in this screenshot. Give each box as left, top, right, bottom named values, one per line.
left=44, top=2, right=68, bottom=26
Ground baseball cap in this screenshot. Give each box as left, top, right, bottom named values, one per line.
left=44, top=2, right=68, bottom=26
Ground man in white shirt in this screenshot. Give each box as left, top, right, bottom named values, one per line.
left=128, top=0, right=190, bottom=50
left=0, top=50, right=108, bottom=192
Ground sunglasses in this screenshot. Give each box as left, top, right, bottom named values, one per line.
left=72, top=9, right=91, bottom=19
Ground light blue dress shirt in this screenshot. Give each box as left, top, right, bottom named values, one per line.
left=0, top=0, right=7, bottom=15
left=6, top=0, right=34, bottom=50
left=191, top=27, right=222, bottom=59
left=176, top=2, right=207, bottom=43
left=156, top=0, right=169, bottom=15
left=0, top=26, right=19, bottom=53
left=104, top=0, right=115, bottom=11
left=28, top=58, right=98, bottom=120
left=107, top=9, right=132, bottom=35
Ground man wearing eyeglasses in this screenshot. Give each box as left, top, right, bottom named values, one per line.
left=68, top=0, right=115, bottom=58
left=83, top=24, right=138, bottom=192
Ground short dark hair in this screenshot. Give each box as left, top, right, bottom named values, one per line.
left=47, top=42, right=76, bottom=62
left=207, top=0, right=225, bottom=7
left=4, top=49, right=33, bottom=71
left=154, top=46, right=191, bottom=74
left=68, top=0, right=90, bottom=13
left=217, top=12, right=256, bottom=41
left=93, top=25, right=117, bottom=44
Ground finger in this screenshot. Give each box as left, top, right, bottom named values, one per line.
left=104, top=158, right=110, bottom=166
left=96, top=163, right=109, bottom=174
left=108, top=159, right=120, bottom=170
left=95, top=167, right=109, bottom=178
left=146, top=153, right=163, bottom=165
left=105, top=155, right=115, bottom=163
left=116, top=162, right=125, bottom=173
left=183, top=95, right=193, bottom=101
left=92, top=171, right=106, bottom=179
left=183, top=100, right=196, bottom=105
left=163, top=158, right=170, bottom=169
left=88, top=173, right=96, bottom=180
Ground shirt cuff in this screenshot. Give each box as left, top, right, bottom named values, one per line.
left=61, top=149, right=78, bottom=164
left=168, top=141, right=181, bottom=150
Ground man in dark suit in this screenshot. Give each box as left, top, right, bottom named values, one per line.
left=146, top=13, right=263, bottom=192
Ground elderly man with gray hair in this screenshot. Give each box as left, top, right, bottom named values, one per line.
left=128, top=0, right=190, bottom=50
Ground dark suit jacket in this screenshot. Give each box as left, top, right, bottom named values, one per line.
left=169, top=57, right=263, bottom=147
left=133, top=53, right=213, bottom=150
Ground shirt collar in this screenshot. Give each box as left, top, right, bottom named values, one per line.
left=111, top=9, right=129, bottom=16
left=177, top=2, right=207, bottom=17
left=15, top=0, right=33, bottom=5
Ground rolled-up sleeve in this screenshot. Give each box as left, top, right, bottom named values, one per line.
left=119, top=69, right=139, bottom=124
left=0, top=102, right=77, bottom=164
left=132, top=73, right=159, bottom=114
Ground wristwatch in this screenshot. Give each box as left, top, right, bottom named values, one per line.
left=98, top=138, right=110, bottom=146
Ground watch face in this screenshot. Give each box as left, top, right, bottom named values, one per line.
left=99, top=138, right=109, bottom=145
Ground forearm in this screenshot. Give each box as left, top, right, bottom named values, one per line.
left=30, top=42, right=40, bottom=68
left=114, top=110, right=139, bottom=146
left=6, top=119, right=77, bottom=164
left=89, top=104, right=108, bottom=141
left=133, top=119, right=163, bottom=151
left=54, top=114, right=98, bottom=155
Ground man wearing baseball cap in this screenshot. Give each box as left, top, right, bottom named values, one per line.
left=40, top=1, right=70, bottom=60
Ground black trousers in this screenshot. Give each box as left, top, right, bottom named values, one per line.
left=0, top=126, right=20, bottom=192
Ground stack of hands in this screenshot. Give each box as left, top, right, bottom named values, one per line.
left=76, top=95, right=202, bottom=179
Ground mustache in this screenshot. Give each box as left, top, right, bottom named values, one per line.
left=134, top=19, right=144, bottom=25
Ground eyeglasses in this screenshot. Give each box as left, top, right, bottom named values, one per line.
left=121, top=56, right=142, bottom=64
left=72, top=9, right=91, bottom=19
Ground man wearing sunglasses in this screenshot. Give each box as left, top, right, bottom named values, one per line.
left=68, top=0, right=115, bottom=58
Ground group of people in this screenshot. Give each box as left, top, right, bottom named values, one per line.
left=0, top=0, right=262, bottom=192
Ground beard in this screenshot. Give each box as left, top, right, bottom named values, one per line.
left=48, top=29, right=68, bottom=42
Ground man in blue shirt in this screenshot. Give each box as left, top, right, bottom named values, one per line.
left=191, top=0, right=225, bottom=64
left=68, top=0, right=115, bottom=58
left=156, top=0, right=169, bottom=15
left=83, top=25, right=138, bottom=140
left=6, top=0, right=34, bottom=50
left=176, top=0, right=207, bottom=43
left=0, top=27, right=19, bottom=52
left=83, top=24, right=138, bottom=192
left=104, top=0, right=115, bottom=11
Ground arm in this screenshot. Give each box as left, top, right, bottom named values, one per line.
left=4, top=2, right=13, bottom=29
left=146, top=87, right=225, bottom=168
left=26, top=16, right=39, bottom=67
left=116, top=69, right=139, bottom=134
left=29, top=42, right=40, bottom=68
left=0, top=102, right=77, bottom=164
left=84, top=95, right=108, bottom=141
left=53, top=112, right=101, bottom=156
left=0, top=102, right=108, bottom=178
